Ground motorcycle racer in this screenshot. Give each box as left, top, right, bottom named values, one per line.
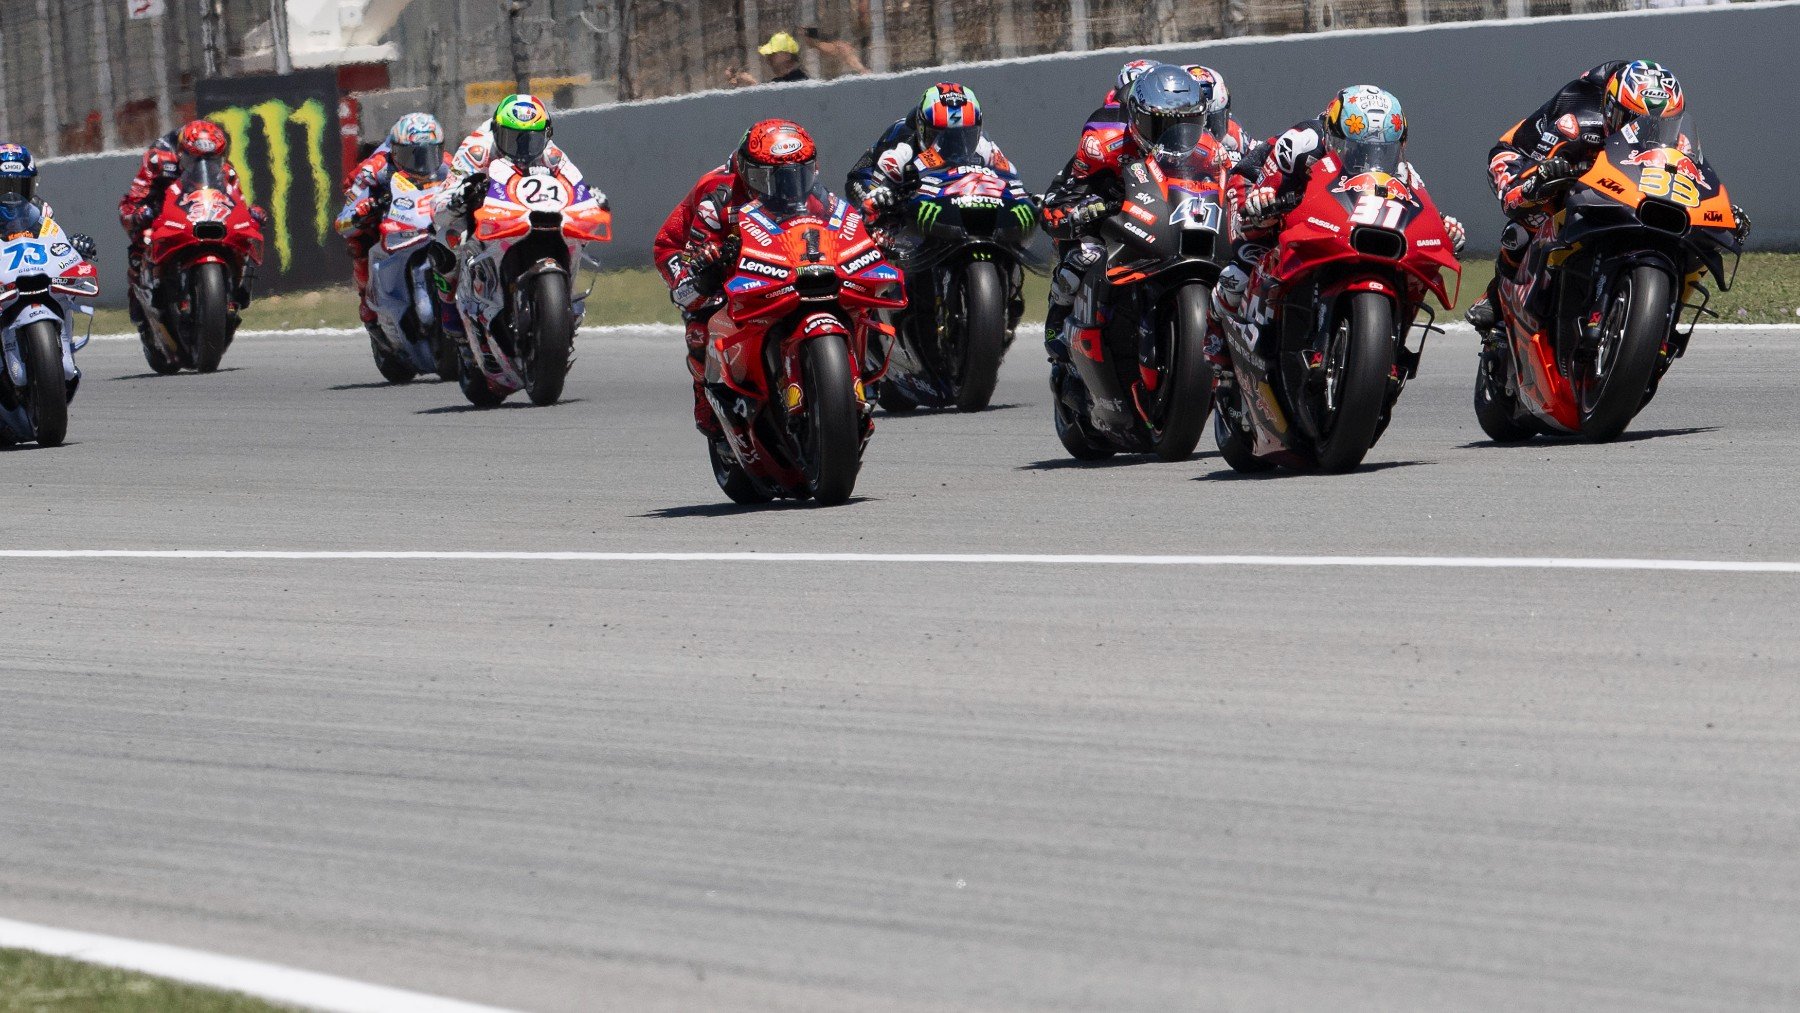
left=431, top=95, right=603, bottom=338
left=1463, top=60, right=1744, bottom=337
left=1040, top=64, right=1220, bottom=379
left=1218, top=86, right=1466, bottom=360
left=845, top=83, right=1017, bottom=216
left=335, top=113, right=450, bottom=328
left=118, top=121, right=261, bottom=333
left=0, top=144, right=97, bottom=262
left=658, top=119, right=819, bottom=437
left=1181, top=65, right=1248, bottom=161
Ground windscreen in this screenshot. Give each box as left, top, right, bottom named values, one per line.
left=1621, top=112, right=1701, bottom=161
left=180, top=154, right=228, bottom=192
left=1335, top=137, right=1404, bottom=177
left=929, top=126, right=985, bottom=166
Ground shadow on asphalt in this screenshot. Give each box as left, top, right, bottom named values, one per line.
left=878, top=403, right=1025, bottom=420
left=1457, top=426, right=1718, bottom=449
left=0, top=440, right=81, bottom=452
left=1196, top=459, right=1431, bottom=481
left=1018, top=450, right=1222, bottom=471
left=639, top=496, right=873, bottom=519
left=414, top=398, right=587, bottom=415
left=107, top=367, right=245, bottom=381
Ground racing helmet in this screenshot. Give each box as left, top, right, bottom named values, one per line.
left=1604, top=60, right=1684, bottom=131
left=176, top=120, right=229, bottom=175
left=388, top=112, right=445, bottom=179
left=1323, top=85, right=1407, bottom=147
left=916, top=83, right=983, bottom=160
left=493, top=94, right=552, bottom=164
left=0, top=143, right=37, bottom=205
left=1114, top=59, right=1158, bottom=102
left=739, top=119, right=818, bottom=209
left=1125, top=64, right=1210, bottom=156
left=1183, top=65, right=1233, bottom=139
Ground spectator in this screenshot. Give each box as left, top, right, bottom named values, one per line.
left=803, top=26, right=870, bottom=77
left=726, top=32, right=812, bottom=88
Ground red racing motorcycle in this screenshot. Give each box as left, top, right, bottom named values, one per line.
left=1214, top=138, right=1460, bottom=472
left=131, top=158, right=265, bottom=374
left=697, top=193, right=906, bottom=506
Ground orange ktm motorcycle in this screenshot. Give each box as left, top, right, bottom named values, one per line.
left=1479, top=113, right=1746, bottom=443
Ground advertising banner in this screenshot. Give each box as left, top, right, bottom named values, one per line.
left=198, top=70, right=348, bottom=292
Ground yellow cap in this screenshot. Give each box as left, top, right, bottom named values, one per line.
left=758, top=31, right=800, bottom=56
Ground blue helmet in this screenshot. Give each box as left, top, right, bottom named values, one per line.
left=0, top=143, right=36, bottom=205
left=1125, top=64, right=1210, bottom=155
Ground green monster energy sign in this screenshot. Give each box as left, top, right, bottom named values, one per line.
left=198, top=70, right=346, bottom=291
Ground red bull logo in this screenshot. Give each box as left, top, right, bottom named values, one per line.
left=1333, top=171, right=1415, bottom=204
left=1622, top=146, right=1703, bottom=183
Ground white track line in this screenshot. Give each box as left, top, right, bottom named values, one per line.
left=0, top=917, right=515, bottom=1013
left=0, top=549, right=1796, bottom=573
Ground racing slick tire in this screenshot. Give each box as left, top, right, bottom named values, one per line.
left=21, top=321, right=68, bottom=447
left=523, top=272, right=574, bottom=406
left=1576, top=265, right=1671, bottom=443
left=192, top=262, right=232, bottom=374
left=953, top=260, right=1007, bottom=412
left=1313, top=292, right=1395, bottom=473
left=709, top=438, right=771, bottom=505
left=1149, top=283, right=1215, bottom=462
left=799, top=336, right=861, bottom=506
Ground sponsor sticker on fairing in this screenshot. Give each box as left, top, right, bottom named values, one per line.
left=737, top=256, right=790, bottom=279
left=844, top=248, right=882, bottom=273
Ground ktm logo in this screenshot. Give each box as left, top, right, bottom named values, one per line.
left=1597, top=177, right=1626, bottom=195
left=206, top=98, right=331, bottom=272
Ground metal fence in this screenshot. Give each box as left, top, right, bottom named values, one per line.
left=12, top=0, right=1678, bottom=159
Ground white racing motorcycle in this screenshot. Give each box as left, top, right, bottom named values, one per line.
left=449, top=158, right=611, bottom=406
left=365, top=171, right=458, bottom=383
left=0, top=207, right=98, bottom=447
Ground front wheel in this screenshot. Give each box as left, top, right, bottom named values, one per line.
left=21, top=321, right=68, bottom=446
left=798, top=336, right=862, bottom=505
left=1575, top=265, right=1671, bottom=443
left=953, top=260, right=1007, bottom=412
left=457, top=347, right=505, bottom=406
left=1214, top=381, right=1273, bottom=473
left=371, top=331, right=416, bottom=384
left=1313, top=292, right=1395, bottom=473
left=523, top=272, right=574, bottom=406
left=709, top=438, right=771, bottom=505
left=1150, top=283, right=1216, bottom=462
left=191, top=262, right=232, bottom=374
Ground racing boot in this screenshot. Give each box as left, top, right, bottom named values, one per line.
left=687, top=322, right=722, bottom=439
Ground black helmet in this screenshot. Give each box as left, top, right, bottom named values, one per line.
left=1125, top=64, right=1209, bottom=156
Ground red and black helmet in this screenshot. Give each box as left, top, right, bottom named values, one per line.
left=178, top=120, right=228, bottom=159
left=738, top=119, right=817, bottom=208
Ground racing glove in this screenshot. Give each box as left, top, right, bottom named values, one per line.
left=70, top=233, right=97, bottom=260
left=1731, top=204, right=1752, bottom=240
left=351, top=197, right=376, bottom=222
left=1521, top=157, right=1573, bottom=202
left=1066, top=197, right=1110, bottom=227
left=863, top=184, right=898, bottom=212
left=1442, top=215, right=1467, bottom=257
left=1240, top=184, right=1280, bottom=222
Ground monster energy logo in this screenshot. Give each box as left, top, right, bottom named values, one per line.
left=206, top=99, right=331, bottom=272
left=1012, top=205, right=1036, bottom=232
left=916, top=202, right=943, bottom=230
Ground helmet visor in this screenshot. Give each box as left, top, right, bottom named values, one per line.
left=0, top=176, right=32, bottom=202
left=495, top=126, right=549, bottom=164
left=1334, top=138, right=1404, bottom=177
left=393, top=141, right=443, bottom=178
left=1136, top=113, right=1206, bottom=159
left=925, top=125, right=983, bottom=164
left=744, top=160, right=817, bottom=207
left=179, top=153, right=227, bottom=191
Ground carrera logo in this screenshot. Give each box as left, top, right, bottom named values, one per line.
left=737, top=256, right=790, bottom=279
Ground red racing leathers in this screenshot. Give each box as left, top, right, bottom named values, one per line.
left=118, top=131, right=248, bottom=324
left=655, top=162, right=750, bottom=434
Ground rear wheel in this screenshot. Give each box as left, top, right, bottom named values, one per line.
left=709, top=438, right=771, bottom=505
left=1214, top=380, right=1274, bottom=473
left=1575, top=265, right=1671, bottom=443
left=953, top=260, right=1007, bottom=412
left=523, top=272, right=573, bottom=406
left=371, top=331, right=416, bottom=384
left=139, top=330, right=181, bottom=375
left=1149, top=283, right=1215, bottom=462
left=876, top=379, right=918, bottom=413
left=191, top=262, right=232, bottom=374
left=1474, top=350, right=1537, bottom=443
left=1052, top=368, right=1115, bottom=461
left=21, top=321, right=67, bottom=447
left=798, top=336, right=861, bottom=505
left=1313, top=292, right=1394, bottom=473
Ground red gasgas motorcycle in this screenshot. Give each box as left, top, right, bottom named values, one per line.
left=697, top=192, right=906, bottom=506
left=132, top=159, right=264, bottom=374
left=1214, top=138, right=1460, bottom=472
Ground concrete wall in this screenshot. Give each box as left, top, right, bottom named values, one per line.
left=43, top=2, right=1800, bottom=306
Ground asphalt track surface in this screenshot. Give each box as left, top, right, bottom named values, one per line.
left=3, top=324, right=1798, bottom=1011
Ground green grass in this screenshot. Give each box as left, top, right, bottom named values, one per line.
left=0, top=949, right=290, bottom=1012
left=86, top=254, right=1799, bottom=337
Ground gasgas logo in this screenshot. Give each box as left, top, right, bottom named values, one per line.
left=206, top=98, right=331, bottom=272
